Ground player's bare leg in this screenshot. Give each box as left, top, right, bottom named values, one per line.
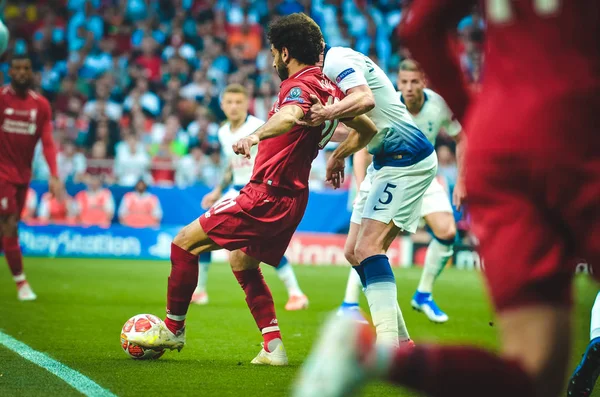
left=128, top=218, right=222, bottom=351
left=412, top=211, right=455, bottom=323
left=0, top=213, right=36, bottom=301
left=354, top=218, right=410, bottom=348
left=338, top=221, right=368, bottom=323
left=230, top=250, right=288, bottom=366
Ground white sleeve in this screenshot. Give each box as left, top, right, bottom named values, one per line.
left=323, top=50, right=369, bottom=94
left=438, top=96, right=462, bottom=137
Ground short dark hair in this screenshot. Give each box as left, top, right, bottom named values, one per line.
left=10, top=53, right=32, bottom=66
left=267, top=13, right=323, bottom=66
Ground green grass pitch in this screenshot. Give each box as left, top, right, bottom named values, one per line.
left=0, top=257, right=596, bottom=397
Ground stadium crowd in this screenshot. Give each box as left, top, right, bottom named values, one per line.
left=1, top=0, right=483, bottom=234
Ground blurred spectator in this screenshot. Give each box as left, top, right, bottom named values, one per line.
left=135, top=36, right=162, bottom=82
left=86, top=141, right=115, bottom=184
left=201, top=150, right=224, bottom=188
left=38, top=186, right=77, bottom=225
left=124, top=78, right=161, bottom=118
left=150, top=141, right=177, bottom=186
left=186, top=107, right=220, bottom=151
left=114, top=134, right=151, bottom=187
left=436, top=144, right=458, bottom=190
left=85, top=119, right=120, bottom=157
left=118, top=179, right=162, bottom=228
left=83, top=82, right=123, bottom=121
left=175, top=145, right=204, bottom=187
left=21, top=188, right=38, bottom=224
left=227, top=18, right=262, bottom=61
left=54, top=77, right=87, bottom=116
left=57, top=140, right=87, bottom=183
left=150, top=114, right=188, bottom=152
left=74, top=174, right=115, bottom=227
left=180, top=70, right=210, bottom=102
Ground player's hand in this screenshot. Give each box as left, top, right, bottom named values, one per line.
left=232, top=134, right=259, bottom=159
left=326, top=156, right=345, bottom=189
left=298, top=95, right=330, bottom=127
left=201, top=190, right=221, bottom=210
left=49, top=176, right=63, bottom=196
left=453, top=178, right=467, bottom=210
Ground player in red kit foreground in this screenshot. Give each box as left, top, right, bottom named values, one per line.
left=294, top=1, right=600, bottom=396
left=128, top=13, right=379, bottom=365
left=0, top=54, right=60, bottom=301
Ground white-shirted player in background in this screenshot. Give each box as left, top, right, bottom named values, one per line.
left=193, top=84, right=309, bottom=311
left=337, top=59, right=467, bottom=323
left=300, top=44, right=436, bottom=349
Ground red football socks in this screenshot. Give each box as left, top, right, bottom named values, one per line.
left=166, top=243, right=199, bottom=331
left=233, top=268, right=281, bottom=352
left=3, top=237, right=24, bottom=279
left=387, top=345, right=535, bottom=397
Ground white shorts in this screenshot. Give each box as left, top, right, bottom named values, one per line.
left=420, top=177, right=453, bottom=217
left=350, top=152, right=437, bottom=233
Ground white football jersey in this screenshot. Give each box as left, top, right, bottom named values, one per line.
left=323, top=46, right=429, bottom=163
left=218, top=115, right=264, bottom=187
left=401, top=88, right=462, bottom=145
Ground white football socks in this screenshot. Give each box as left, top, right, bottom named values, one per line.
left=276, top=261, right=303, bottom=297
left=364, top=282, right=401, bottom=348
left=197, top=262, right=210, bottom=293
left=417, top=239, right=453, bottom=293
left=591, top=291, right=600, bottom=340
left=343, top=268, right=363, bottom=304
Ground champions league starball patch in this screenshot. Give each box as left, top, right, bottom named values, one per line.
left=283, top=87, right=304, bottom=103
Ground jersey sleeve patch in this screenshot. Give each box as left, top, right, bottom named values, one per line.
left=336, top=68, right=356, bottom=83
left=283, top=87, right=304, bottom=104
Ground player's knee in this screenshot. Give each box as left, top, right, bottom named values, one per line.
left=344, top=244, right=358, bottom=266
left=433, top=221, right=456, bottom=243
left=173, top=228, right=192, bottom=251
left=354, top=242, right=378, bottom=264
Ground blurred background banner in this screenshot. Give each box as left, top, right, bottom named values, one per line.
left=29, top=181, right=353, bottom=233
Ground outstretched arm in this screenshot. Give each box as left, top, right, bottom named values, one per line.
left=232, top=105, right=304, bottom=159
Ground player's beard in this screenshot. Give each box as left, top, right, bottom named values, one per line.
left=11, top=77, right=32, bottom=92
left=275, top=56, right=289, bottom=80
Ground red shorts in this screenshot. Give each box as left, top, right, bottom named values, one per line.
left=0, top=179, right=28, bottom=217
left=466, top=151, right=600, bottom=312
left=199, top=182, right=309, bottom=266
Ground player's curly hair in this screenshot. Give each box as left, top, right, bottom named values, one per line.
left=267, top=13, right=323, bottom=66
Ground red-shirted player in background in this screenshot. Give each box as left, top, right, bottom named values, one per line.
left=128, top=13, right=378, bottom=365
left=294, top=1, right=600, bottom=397
left=0, top=54, right=60, bottom=301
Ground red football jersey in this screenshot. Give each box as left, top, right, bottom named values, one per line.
left=401, top=0, right=600, bottom=154
left=0, top=86, right=57, bottom=185
left=250, top=66, right=343, bottom=191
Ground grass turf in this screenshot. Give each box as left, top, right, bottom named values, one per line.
left=0, top=257, right=596, bottom=397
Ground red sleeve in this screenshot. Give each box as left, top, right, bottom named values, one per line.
left=399, top=0, right=474, bottom=122
left=279, top=82, right=314, bottom=115
left=39, top=98, right=58, bottom=177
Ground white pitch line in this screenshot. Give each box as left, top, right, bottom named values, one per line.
left=0, top=330, right=117, bottom=397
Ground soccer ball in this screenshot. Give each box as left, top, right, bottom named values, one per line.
left=120, top=314, right=165, bottom=360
